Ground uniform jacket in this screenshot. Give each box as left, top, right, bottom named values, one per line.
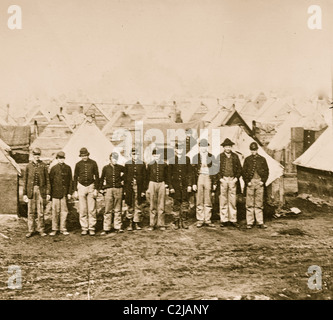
left=242, top=154, right=269, bottom=185
left=168, top=155, right=192, bottom=200
left=215, top=152, right=242, bottom=196
left=191, top=152, right=217, bottom=187
left=99, top=163, right=124, bottom=189
left=23, top=160, right=50, bottom=199
left=49, top=163, right=73, bottom=199
left=216, top=152, right=242, bottom=180
left=73, top=158, right=99, bottom=191
left=124, top=160, right=147, bottom=206
left=146, top=160, right=169, bottom=187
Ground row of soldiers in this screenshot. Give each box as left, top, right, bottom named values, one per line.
left=23, top=137, right=269, bottom=238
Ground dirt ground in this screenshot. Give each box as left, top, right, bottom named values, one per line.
left=0, top=196, right=332, bottom=300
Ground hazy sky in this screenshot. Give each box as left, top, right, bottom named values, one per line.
left=0, top=0, right=332, bottom=109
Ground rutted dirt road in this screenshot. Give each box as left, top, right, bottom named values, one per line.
left=0, top=197, right=332, bottom=300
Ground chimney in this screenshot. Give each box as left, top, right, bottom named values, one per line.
left=79, top=105, right=84, bottom=114
left=59, top=106, right=63, bottom=114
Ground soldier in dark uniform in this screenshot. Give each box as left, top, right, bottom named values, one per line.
left=168, top=142, right=192, bottom=229
left=124, top=147, right=147, bottom=231
left=49, top=151, right=73, bottom=236
left=216, top=138, right=242, bottom=228
left=146, top=148, right=169, bottom=231
left=23, top=148, right=51, bottom=238
left=242, top=142, right=269, bottom=229
left=73, top=147, right=99, bottom=236
left=99, top=152, right=125, bottom=235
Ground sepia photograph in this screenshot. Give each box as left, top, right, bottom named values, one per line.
left=0, top=0, right=332, bottom=303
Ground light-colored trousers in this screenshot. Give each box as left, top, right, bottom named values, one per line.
left=126, top=181, right=142, bottom=223
left=196, top=174, right=212, bottom=224
left=52, top=197, right=69, bottom=232
left=148, top=181, right=166, bottom=227
left=104, top=187, right=123, bottom=231
left=246, top=178, right=264, bottom=225
left=78, top=183, right=97, bottom=231
left=219, top=177, right=237, bottom=223
left=27, top=186, right=45, bottom=233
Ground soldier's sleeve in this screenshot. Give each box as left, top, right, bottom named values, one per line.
left=49, top=166, right=54, bottom=195
left=99, top=166, right=105, bottom=190
left=120, top=165, right=125, bottom=184
left=68, top=166, right=73, bottom=195
left=73, top=163, right=79, bottom=192
left=210, top=154, right=217, bottom=187
left=164, top=163, right=169, bottom=186
left=186, top=157, right=192, bottom=187
left=262, top=157, right=269, bottom=184
left=94, top=161, right=100, bottom=190
left=45, top=164, right=51, bottom=196
left=242, top=158, right=249, bottom=184
left=143, top=163, right=148, bottom=191
left=235, top=153, right=242, bottom=179
left=23, top=165, right=29, bottom=196
left=146, top=164, right=150, bottom=190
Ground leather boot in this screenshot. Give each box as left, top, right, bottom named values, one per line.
left=181, top=219, right=189, bottom=229
left=174, top=219, right=180, bottom=230
left=135, top=222, right=142, bottom=230
left=127, top=220, right=133, bottom=231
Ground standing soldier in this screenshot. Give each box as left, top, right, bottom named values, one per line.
left=23, top=148, right=50, bottom=238
left=242, top=142, right=269, bottom=229
left=73, top=147, right=99, bottom=236
left=124, top=147, right=147, bottom=231
left=168, top=142, right=192, bottom=229
left=99, top=152, right=125, bottom=235
left=146, top=148, right=169, bottom=231
left=192, top=139, right=216, bottom=228
left=217, top=138, right=242, bottom=228
left=49, top=151, right=72, bottom=236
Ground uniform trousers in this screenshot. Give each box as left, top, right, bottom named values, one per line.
left=104, top=187, right=123, bottom=231
left=246, top=178, right=264, bottom=225
left=78, top=183, right=97, bottom=231
left=196, top=174, right=212, bottom=224
left=148, top=181, right=166, bottom=227
left=27, top=186, right=45, bottom=233
left=52, top=197, right=69, bottom=232
left=219, top=177, right=237, bottom=223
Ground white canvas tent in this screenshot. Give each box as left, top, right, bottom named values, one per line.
left=50, top=120, right=127, bottom=172
left=187, top=126, right=284, bottom=187
left=293, top=126, right=333, bottom=172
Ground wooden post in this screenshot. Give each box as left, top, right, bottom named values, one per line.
left=279, top=176, right=285, bottom=207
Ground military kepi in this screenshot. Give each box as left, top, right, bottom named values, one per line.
left=56, top=151, right=65, bottom=159
left=79, top=147, right=89, bottom=157
left=249, top=142, right=259, bottom=150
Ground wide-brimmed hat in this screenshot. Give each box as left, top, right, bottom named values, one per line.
left=79, top=147, right=90, bottom=157
left=56, top=151, right=65, bottom=159
left=199, top=139, right=210, bottom=147
left=221, top=138, right=235, bottom=147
